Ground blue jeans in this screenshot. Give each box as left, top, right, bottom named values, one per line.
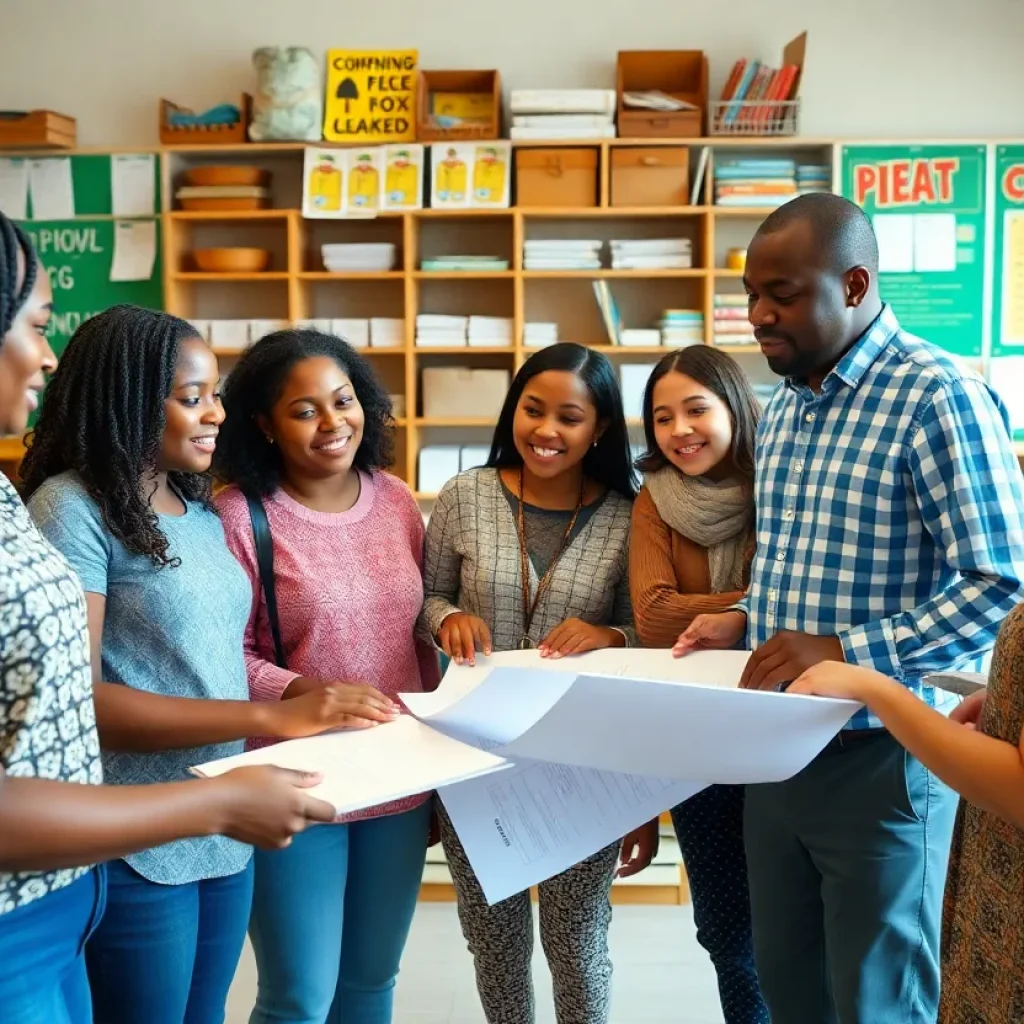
left=671, top=785, right=768, bottom=1024
left=86, top=858, right=254, bottom=1024
left=0, top=868, right=107, bottom=1024
left=248, top=801, right=431, bottom=1024
left=744, top=731, right=958, bottom=1024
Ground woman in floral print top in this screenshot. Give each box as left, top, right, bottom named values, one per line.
left=0, top=212, right=337, bottom=1021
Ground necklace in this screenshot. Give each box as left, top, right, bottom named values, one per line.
left=515, top=466, right=585, bottom=650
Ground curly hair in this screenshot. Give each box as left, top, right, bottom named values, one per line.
left=0, top=210, right=38, bottom=339
left=213, top=328, right=395, bottom=496
left=20, top=304, right=210, bottom=568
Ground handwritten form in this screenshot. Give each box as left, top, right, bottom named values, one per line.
left=193, top=649, right=860, bottom=903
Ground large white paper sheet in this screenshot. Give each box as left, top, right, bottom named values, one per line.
left=192, top=715, right=508, bottom=816
left=440, top=761, right=702, bottom=904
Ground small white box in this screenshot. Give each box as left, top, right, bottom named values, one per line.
left=418, top=446, right=462, bottom=494
left=619, top=363, right=657, bottom=421
left=249, top=320, right=288, bottom=343
left=208, top=320, right=251, bottom=353
left=295, top=319, right=333, bottom=333
left=370, top=318, right=405, bottom=349
left=331, top=319, right=370, bottom=348
left=188, top=319, right=211, bottom=342
left=460, top=445, right=491, bottom=471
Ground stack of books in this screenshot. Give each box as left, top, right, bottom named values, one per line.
left=712, top=295, right=756, bottom=348
left=321, top=243, right=396, bottom=273
left=523, top=322, right=559, bottom=349
left=620, top=328, right=663, bottom=348
left=420, top=255, right=509, bottom=272
left=370, top=318, right=404, bottom=349
left=415, top=314, right=467, bottom=348
left=714, top=60, right=800, bottom=132
left=714, top=158, right=797, bottom=208
left=468, top=316, right=514, bottom=348
left=510, top=90, right=616, bottom=139
left=610, top=238, right=692, bottom=271
left=660, top=310, right=705, bottom=348
left=524, top=239, right=603, bottom=271
left=797, top=164, right=831, bottom=195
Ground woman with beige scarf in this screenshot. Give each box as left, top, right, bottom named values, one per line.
left=629, top=347, right=768, bottom=1024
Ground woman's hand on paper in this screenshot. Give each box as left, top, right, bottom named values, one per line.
left=213, top=766, right=336, bottom=848
left=616, top=818, right=660, bottom=878
left=539, top=619, right=624, bottom=659
left=739, top=632, right=846, bottom=691
left=438, top=613, right=493, bottom=666
left=270, top=684, right=400, bottom=736
left=672, top=611, right=746, bottom=656
left=786, top=661, right=890, bottom=703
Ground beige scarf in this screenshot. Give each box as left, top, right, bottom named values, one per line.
left=644, top=467, right=752, bottom=594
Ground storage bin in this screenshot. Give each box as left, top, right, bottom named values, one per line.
left=616, top=51, right=707, bottom=138
left=611, top=147, right=690, bottom=207
left=421, top=368, right=511, bottom=419
left=515, top=148, right=598, bottom=208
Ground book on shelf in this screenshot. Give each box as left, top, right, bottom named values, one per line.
left=715, top=57, right=801, bottom=130
left=592, top=281, right=621, bottom=346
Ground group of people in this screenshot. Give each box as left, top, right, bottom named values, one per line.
left=1, top=190, right=1023, bottom=1024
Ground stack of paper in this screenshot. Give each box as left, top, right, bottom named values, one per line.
left=523, top=322, right=559, bottom=349
left=510, top=90, right=617, bottom=139
left=712, top=295, right=756, bottom=348
left=416, top=314, right=467, bottom=348
left=294, top=319, right=334, bottom=334
left=193, top=648, right=861, bottom=905
left=331, top=319, right=370, bottom=348
left=620, top=328, right=663, bottom=348
left=322, top=243, right=397, bottom=273
left=468, top=316, right=513, bottom=348
left=249, top=320, right=289, bottom=343
left=524, top=239, right=603, bottom=271
left=661, top=309, right=705, bottom=347
left=420, top=255, right=509, bottom=272
left=610, top=238, right=692, bottom=270
left=797, top=165, right=831, bottom=195
left=206, top=321, right=251, bottom=353
left=370, top=318, right=405, bottom=348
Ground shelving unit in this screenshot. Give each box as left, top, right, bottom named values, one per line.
left=2, top=136, right=1022, bottom=490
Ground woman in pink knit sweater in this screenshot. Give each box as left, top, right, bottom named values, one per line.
left=212, top=328, right=439, bottom=1024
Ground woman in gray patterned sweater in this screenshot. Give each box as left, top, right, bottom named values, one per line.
left=421, top=343, right=658, bottom=1024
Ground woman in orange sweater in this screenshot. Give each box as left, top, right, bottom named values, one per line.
left=629, top=347, right=767, bottom=1024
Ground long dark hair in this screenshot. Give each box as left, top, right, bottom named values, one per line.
left=486, top=343, right=637, bottom=500
left=213, top=328, right=395, bottom=496
left=0, top=211, right=38, bottom=339
left=636, top=347, right=761, bottom=484
left=21, top=305, right=209, bottom=568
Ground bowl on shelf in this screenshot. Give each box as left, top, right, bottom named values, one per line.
left=184, top=165, right=269, bottom=188
left=191, top=247, right=271, bottom=273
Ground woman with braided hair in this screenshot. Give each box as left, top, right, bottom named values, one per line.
left=0, top=210, right=347, bottom=1024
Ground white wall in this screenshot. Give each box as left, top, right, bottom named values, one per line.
left=3, top=0, right=1024, bottom=146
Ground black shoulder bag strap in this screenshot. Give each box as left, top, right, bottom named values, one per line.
left=243, top=491, right=287, bottom=669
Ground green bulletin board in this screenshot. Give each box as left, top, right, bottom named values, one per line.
left=841, top=145, right=987, bottom=358
left=24, top=153, right=162, bottom=219
left=20, top=219, right=163, bottom=358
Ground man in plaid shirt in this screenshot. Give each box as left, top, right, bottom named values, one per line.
left=675, top=193, right=1024, bottom=1023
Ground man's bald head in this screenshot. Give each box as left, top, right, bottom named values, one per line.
left=755, top=193, right=880, bottom=276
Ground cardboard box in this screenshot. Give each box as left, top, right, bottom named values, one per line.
left=515, top=148, right=598, bottom=208
left=421, top=368, right=510, bottom=419
left=611, top=147, right=690, bottom=207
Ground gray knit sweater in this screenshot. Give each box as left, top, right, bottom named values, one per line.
left=419, top=467, right=637, bottom=651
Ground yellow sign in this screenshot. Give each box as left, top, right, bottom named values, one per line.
left=324, top=50, right=418, bottom=143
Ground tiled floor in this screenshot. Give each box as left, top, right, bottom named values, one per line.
left=226, top=902, right=724, bottom=1024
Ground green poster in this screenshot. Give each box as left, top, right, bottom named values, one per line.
left=991, top=145, right=1024, bottom=358
left=841, top=145, right=987, bottom=358
left=19, top=219, right=163, bottom=359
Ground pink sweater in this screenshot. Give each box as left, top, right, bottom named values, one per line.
left=217, top=471, right=440, bottom=822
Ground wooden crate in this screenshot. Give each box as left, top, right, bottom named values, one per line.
left=417, top=70, right=501, bottom=142
left=0, top=110, right=76, bottom=150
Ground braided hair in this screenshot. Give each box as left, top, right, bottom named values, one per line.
left=214, top=328, right=395, bottom=496
left=0, top=210, right=39, bottom=339
left=20, top=304, right=211, bottom=567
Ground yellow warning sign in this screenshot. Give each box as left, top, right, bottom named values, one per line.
left=324, top=50, right=418, bottom=144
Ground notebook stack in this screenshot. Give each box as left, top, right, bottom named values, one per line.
left=797, top=164, right=831, bottom=195
left=714, top=158, right=797, bottom=208
left=523, top=239, right=603, bottom=271
left=523, top=322, right=559, bottom=349
left=420, top=255, right=509, bottom=272
left=509, top=90, right=616, bottom=139
left=660, top=310, right=705, bottom=348
left=370, top=318, right=405, bottom=349
left=415, top=314, right=467, bottom=348
left=321, top=243, right=397, bottom=273
left=712, top=295, right=756, bottom=348
left=610, top=238, right=692, bottom=271
left=468, top=316, right=514, bottom=348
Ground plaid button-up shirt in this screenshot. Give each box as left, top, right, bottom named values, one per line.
left=743, top=304, right=1024, bottom=729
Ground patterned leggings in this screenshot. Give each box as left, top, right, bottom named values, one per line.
left=438, top=804, right=618, bottom=1024
left=671, top=784, right=769, bottom=1024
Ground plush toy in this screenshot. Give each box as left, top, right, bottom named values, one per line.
left=249, top=47, right=323, bottom=142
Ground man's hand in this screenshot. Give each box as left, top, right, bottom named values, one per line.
left=739, top=632, right=846, bottom=691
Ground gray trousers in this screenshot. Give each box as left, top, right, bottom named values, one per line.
left=438, top=804, right=618, bottom=1024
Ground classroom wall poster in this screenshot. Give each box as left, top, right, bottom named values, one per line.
left=841, top=145, right=987, bottom=358
left=324, top=50, right=418, bottom=144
